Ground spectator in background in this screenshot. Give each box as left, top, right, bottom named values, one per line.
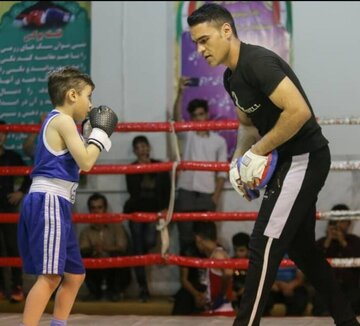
left=0, top=120, right=31, bottom=302
left=172, top=221, right=233, bottom=315
left=264, top=255, right=309, bottom=316
left=22, top=113, right=47, bottom=161
left=171, top=238, right=208, bottom=315
left=313, top=204, right=360, bottom=315
left=123, top=135, right=171, bottom=302
left=79, top=193, right=131, bottom=302
left=173, top=77, right=228, bottom=252
left=231, top=232, right=250, bottom=313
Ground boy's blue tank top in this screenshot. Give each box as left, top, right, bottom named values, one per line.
left=31, top=110, right=80, bottom=182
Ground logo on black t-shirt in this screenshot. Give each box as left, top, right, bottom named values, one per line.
left=231, top=91, right=261, bottom=114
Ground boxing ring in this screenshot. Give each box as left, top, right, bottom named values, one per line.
left=0, top=119, right=359, bottom=325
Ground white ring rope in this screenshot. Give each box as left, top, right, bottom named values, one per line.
left=318, top=117, right=360, bottom=125
left=157, top=120, right=181, bottom=256
left=318, top=210, right=360, bottom=221
left=330, top=161, right=360, bottom=171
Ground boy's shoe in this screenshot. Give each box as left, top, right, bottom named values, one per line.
left=10, top=286, right=25, bottom=303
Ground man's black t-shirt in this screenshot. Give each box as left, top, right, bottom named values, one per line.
left=223, top=42, right=328, bottom=156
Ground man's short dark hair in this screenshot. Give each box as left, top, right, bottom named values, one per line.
left=132, top=135, right=150, bottom=149
left=187, top=3, right=238, bottom=38
left=187, top=98, right=208, bottom=115
left=87, top=192, right=108, bottom=211
left=232, top=232, right=250, bottom=249
left=193, top=221, right=217, bottom=241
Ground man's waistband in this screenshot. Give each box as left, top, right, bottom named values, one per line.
left=29, top=176, right=78, bottom=204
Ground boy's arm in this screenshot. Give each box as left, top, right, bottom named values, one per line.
left=53, top=114, right=101, bottom=171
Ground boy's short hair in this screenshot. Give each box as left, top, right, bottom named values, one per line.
left=193, top=221, right=217, bottom=241
left=132, top=135, right=150, bottom=148
left=87, top=192, right=108, bottom=211
left=187, top=99, right=208, bottom=115
left=232, top=232, right=250, bottom=248
left=47, top=66, right=95, bottom=107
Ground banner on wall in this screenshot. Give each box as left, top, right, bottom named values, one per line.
left=0, top=1, right=91, bottom=154
left=176, top=1, right=292, bottom=160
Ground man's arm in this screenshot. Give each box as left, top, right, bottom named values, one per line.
left=251, top=76, right=312, bottom=156
left=173, top=77, right=189, bottom=122
left=212, top=137, right=229, bottom=205
left=212, top=176, right=226, bottom=206
left=232, top=109, right=260, bottom=159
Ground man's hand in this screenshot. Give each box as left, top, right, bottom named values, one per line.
left=240, top=149, right=278, bottom=189
left=194, top=291, right=208, bottom=308
left=229, top=158, right=260, bottom=201
left=7, top=191, right=24, bottom=205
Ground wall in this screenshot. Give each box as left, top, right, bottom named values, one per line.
left=75, top=2, right=360, bottom=296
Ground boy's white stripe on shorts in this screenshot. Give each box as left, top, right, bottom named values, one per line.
left=43, top=193, right=50, bottom=274
left=42, top=193, right=62, bottom=274
left=47, top=194, right=55, bottom=273
left=53, top=196, right=61, bottom=274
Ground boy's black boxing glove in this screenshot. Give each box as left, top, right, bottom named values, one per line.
left=88, top=105, right=118, bottom=152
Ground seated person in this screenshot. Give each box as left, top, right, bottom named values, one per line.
left=172, top=221, right=233, bottom=315
left=265, top=254, right=309, bottom=316
left=79, top=193, right=131, bottom=301
left=313, top=204, right=360, bottom=315
left=231, top=232, right=250, bottom=313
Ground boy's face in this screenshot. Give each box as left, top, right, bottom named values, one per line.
left=234, top=245, right=248, bottom=259
left=73, top=84, right=93, bottom=121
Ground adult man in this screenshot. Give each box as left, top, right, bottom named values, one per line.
left=173, top=78, right=228, bottom=252
left=187, top=3, right=359, bottom=326
left=79, top=193, right=131, bottom=302
left=123, top=135, right=171, bottom=302
left=314, top=204, right=360, bottom=315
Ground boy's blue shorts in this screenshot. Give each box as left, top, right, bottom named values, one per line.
left=18, top=192, right=85, bottom=275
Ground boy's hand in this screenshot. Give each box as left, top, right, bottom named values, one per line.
left=88, top=106, right=118, bottom=151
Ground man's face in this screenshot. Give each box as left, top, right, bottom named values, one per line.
left=89, top=198, right=106, bottom=214
left=190, top=21, right=230, bottom=67
left=190, top=107, right=208, bottom=122
left=133, top=142, right=150, bottom=161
